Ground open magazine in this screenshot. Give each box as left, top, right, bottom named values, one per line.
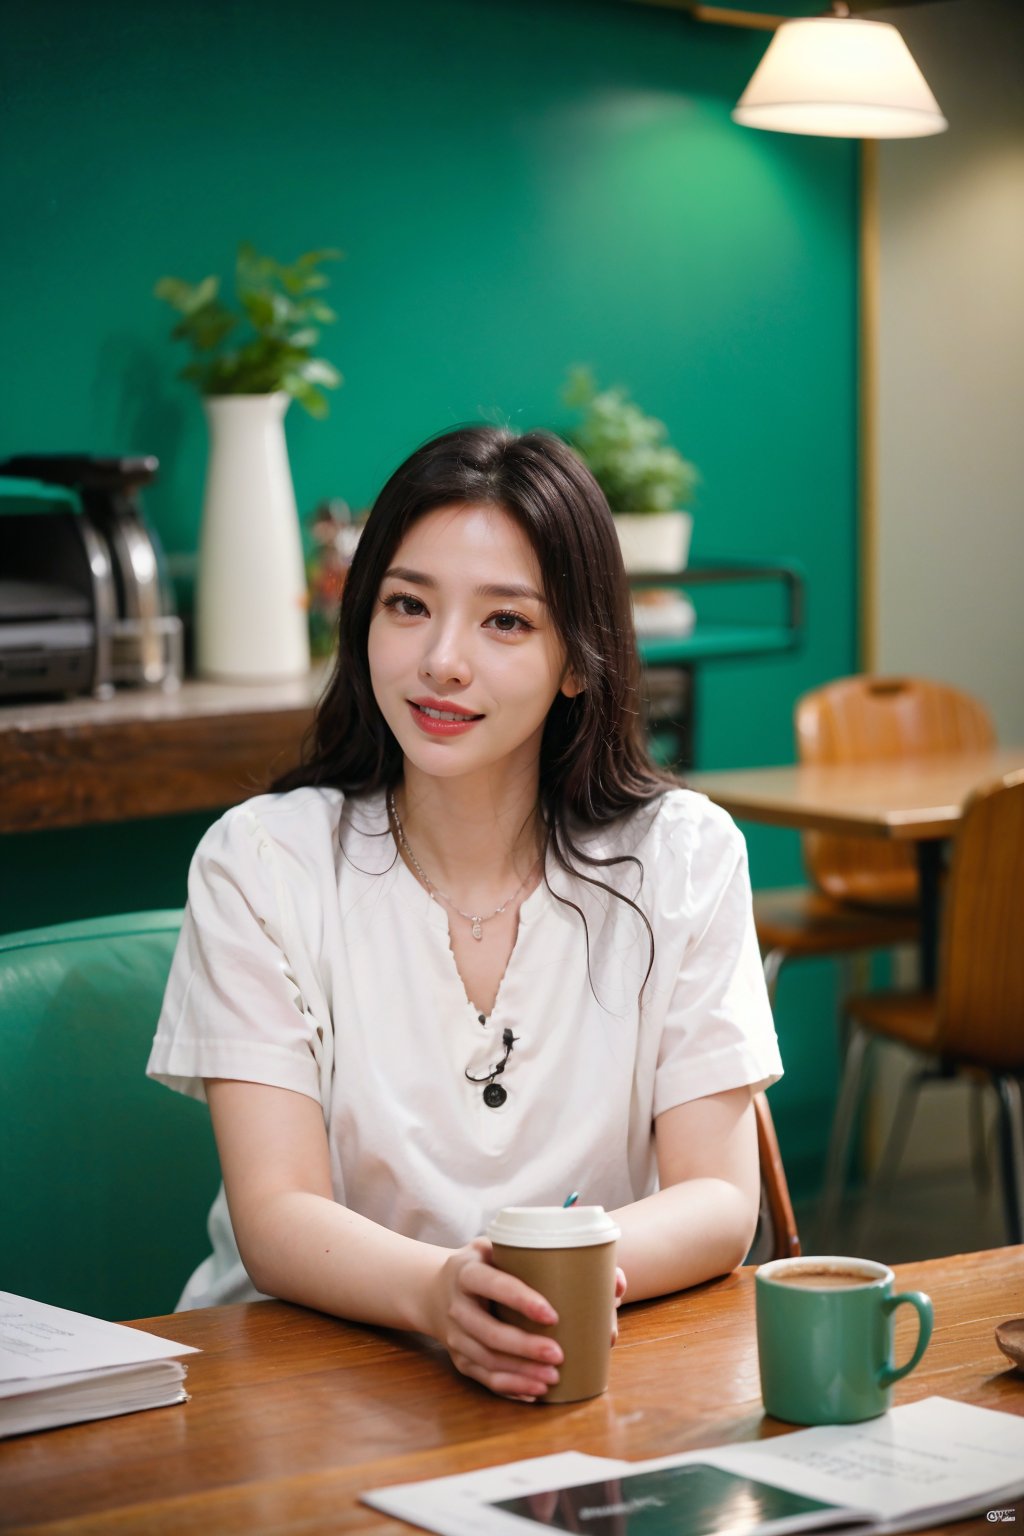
left=362, top=1398, right=1024, bottom=1536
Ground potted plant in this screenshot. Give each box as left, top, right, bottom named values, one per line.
left=155, top=243, right=341, bottom=681
left=563, top=367, right=698, bottom=576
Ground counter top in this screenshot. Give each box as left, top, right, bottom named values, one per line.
left=0, top=669, right=328, bottom=833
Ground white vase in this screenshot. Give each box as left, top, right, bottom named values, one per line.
left=196, top=393, right=310, bottom=681
left=611, top=510, right=693, bottom=574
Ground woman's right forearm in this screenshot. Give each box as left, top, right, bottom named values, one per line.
left=204, top=1079, right=450, bottom=1337
left=204, top=1083, right=574, bottom=1401
left=239, top=1188, right=450, bottom=1336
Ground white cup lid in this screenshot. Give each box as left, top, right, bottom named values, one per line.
left=487, top=1205, right=620, bottom=1249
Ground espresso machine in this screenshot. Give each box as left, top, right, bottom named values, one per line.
left=0, top=453, right=183, bottom=699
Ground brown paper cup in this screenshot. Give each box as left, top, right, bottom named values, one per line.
left=488, top=1206, right=620, bottom=1404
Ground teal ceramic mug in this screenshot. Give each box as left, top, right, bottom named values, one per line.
left=756, top=1255, right=933, bottom=1425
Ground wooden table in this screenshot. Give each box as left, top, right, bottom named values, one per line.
left=2, top=1249, right=1021, bottom=1534
left=688, top=747, right=1024, bottom=987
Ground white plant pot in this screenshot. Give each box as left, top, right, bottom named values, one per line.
left=611, top=510, right=692, bottom=574
left=196, top=393, right=310, bottom=681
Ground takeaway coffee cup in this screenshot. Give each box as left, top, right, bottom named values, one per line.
left=756, top=1255, right=934, bottom=1425
left=487, top=1206, right=620, bottom=1403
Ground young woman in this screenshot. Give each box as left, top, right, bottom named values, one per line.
left=148, top=425, right=781, bottom=1402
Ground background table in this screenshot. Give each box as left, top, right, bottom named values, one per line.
left=2, top=1248, right=1021, bottom=1534
left=688, top=748, right=1024, bottom=987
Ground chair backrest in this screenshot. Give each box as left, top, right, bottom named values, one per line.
left=0, top=911, right=219, bottom=1320
left=796, top=675, right=995, bottom=908
left=937, top=771, right=1024, bottom=1070
left=749, top=1091, right=801, bottom=1263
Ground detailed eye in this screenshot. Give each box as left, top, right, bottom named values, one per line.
left=485, top=610, right=534, bottom=634
left=380, top=592, right=426, bottom=617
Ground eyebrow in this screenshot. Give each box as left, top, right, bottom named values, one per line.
left=382, top=566, right=547, bottom=604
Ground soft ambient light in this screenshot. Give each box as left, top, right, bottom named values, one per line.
left=732, top=15, right=948, bottom=140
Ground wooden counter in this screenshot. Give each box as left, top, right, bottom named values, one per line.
left=0, top=670, right=327, bottom=834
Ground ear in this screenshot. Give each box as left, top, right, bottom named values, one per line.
left=560, top=670, right=583, bottom=700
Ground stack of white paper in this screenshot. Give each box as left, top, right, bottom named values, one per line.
left=0, top=1291, right=198, bottom=1438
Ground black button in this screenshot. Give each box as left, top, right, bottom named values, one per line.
left=483, top=1083, right=507, bottom=1108
left=478, top=1013, right=486, bottom=1025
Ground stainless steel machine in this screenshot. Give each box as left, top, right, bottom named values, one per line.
left=0, top=454, right=183, bottom=700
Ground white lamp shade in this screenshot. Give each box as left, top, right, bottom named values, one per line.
left=732, top=16, right=948, bottom=140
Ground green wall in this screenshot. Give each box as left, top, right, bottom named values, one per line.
left=1, top=0, right=859, bottom=1193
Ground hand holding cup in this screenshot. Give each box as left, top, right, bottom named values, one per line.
left=428, top=1237, right=567, bottom=1401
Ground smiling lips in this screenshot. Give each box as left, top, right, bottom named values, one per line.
left=407, top=698, right=485, bottom=737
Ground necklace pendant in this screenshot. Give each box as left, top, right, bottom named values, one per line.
left=471, top=920, right=483, bottom=941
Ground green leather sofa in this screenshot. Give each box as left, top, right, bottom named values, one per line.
left=0, top=911, right=219, bottom=1321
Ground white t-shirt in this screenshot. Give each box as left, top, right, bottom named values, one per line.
left=147, top=785, right=781, bottom=1308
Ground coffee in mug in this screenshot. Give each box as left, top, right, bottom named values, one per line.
left=755, top=1255, right=933, bottom=1426
left=772, top=1267, right=874, bottom=1290
left=487, top=1206, right=620, bottom=1404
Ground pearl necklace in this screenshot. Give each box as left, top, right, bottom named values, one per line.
left=387, top=790, right=539, bottom=940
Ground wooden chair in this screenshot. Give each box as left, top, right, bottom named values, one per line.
left=797, top=674, right=995, bottom=908
left=756, top=676, right=995, bottom=1002
left=820, top=770, right=1024, bottom=1245
left=749, top=1091, right=801, bottom=1263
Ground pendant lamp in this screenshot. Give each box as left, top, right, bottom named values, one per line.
left=732, top=3, right=947, bottom=139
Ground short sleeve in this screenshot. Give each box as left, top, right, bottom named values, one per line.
left=146, top=804, right=323, bottom=1105
left=652, top=802, right=782, bottom=1117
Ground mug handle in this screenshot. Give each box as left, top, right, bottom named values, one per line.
left=879, top=1290, right=934, bottom=1387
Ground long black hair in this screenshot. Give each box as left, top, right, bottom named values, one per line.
left=274, top=425, right=681, bottom=988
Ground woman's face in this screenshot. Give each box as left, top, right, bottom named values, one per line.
left=367, top=503, right=576, bottom=784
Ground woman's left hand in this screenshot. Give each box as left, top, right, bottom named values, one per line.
left=611, top=1265, right=627, bottom=1345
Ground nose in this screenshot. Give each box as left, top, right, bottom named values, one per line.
left=420, top=618, right=472, bottom=688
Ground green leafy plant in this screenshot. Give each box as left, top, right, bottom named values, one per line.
left=563, top=366, right=697, bottom=513
left=154, top=243, right=342, bottom=418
